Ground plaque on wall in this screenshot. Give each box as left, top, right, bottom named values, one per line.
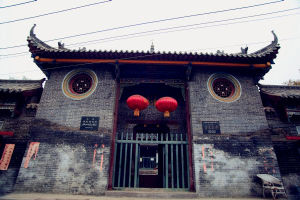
left=202, top=121, right=220, bottom=134
left=80, top=116, right=99, bottom=131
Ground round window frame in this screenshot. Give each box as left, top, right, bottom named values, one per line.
left=207, top=73, right=241, bottom=103
left=62, top=69, right=98, bottom=100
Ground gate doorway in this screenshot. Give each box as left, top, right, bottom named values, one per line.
left=112, top=124, right=190, bottom=189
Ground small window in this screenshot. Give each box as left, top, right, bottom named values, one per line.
left=69, top=73, right=93, bottom=94
left=296, top=126, right=300, bottom=135
left=213, top=78, right=235, bottom=98
left=0, top=121, right=4, bottom=130
left=286, top=109, right=300, bottom=123
left=264, top=107, right=277, bottom=119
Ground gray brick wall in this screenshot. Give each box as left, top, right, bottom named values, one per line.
left=188, top=70, right=281, bottom=197
left=193, top=134, right=281, bottom=198
left=13, top=66, right=117, bottom=195
left=189, top=70, right=268, bottom=135
left=36, top=67, right=115, bottom=130
left=14, top=132, right=111, bottom=195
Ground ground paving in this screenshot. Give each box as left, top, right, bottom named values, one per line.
left=0, top=193, right=269, bottom=200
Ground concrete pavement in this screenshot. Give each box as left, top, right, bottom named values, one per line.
left=0, top=192, right=269, bottom=200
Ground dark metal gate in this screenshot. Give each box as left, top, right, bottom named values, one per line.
left=112, top=132, right=190, bottom=189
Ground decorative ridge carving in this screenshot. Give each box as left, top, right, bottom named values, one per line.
left=29, top=24, right=36, bottom=37
left=28, top=24, right=57, bottom=51
left=250, top=31, right=280, bottom=55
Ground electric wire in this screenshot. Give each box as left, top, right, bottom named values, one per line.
left=0, top=0, right=37, bottom=9
left=1, top=14, right=299, bottom=60
left=1, top=7, right=299, bottom=58
left=65, top=8, right=300, bottom=48
left=0, top=0, right=112, bottom=25
left=0, top=0, right=284, bottom=49
left=75, top=12, right=300, bottom=51
left=1, top=11, right=299, bottom=59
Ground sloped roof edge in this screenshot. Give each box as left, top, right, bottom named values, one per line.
left=259, top=84, right=300, bottom=99
left=27, top=24, right=280, bottom=63
left=0, top=78, right=45, bottom=93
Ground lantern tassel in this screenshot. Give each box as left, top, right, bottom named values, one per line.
left=134, top=108, right=140, bottom=117
left=164, top=111, right=170, bottom=118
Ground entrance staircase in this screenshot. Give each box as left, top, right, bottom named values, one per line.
left=105, top=188, right=198, bottom=199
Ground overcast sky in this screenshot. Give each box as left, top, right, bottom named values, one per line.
left=0, top=0, right=299, bottom=84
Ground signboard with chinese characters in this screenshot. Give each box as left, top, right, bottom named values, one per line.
left=202, top=121, right=220, bottom=134
left=80, top=116, right=99, bottom=131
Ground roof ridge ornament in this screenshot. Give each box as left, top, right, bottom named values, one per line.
left=30, top=24, right=36, bottom=37
left=241, top=46, right=248, bottom=54
left=271, top=30, right=278, bottom=45
left=250, top=31, right=280, bottom=56
left=58, top=41, right=70, bottom=50
left=58, top=42, right=64, bottom=49
left=150, top=42, right=154, bottom=53
left=216, top=50, right=224, bottom=54
left=28, top=24, right=57, bottom=51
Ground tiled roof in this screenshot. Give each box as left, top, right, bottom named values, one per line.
left=0, top=79, right=45, bottom=93
left=260, top=84, right=300, bottom=99
left=27, top=25, right=280, bottom=64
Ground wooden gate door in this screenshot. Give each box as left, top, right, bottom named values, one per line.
left=112, top=132, right=190, bottom=189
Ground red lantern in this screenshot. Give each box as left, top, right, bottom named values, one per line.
left=127, top=95, right=149, bottom=117
left=155, top=97, right=178, bottom=118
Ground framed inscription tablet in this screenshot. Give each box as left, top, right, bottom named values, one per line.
left=202, top=121, right=220, bottom=134
left=80, top=116, right=99, bottom=131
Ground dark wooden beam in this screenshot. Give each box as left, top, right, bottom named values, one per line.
left=185, top=82, right=195, bottom=191
left=107, top=80, right=120, bottom=190
left=35, top=56, right=271, bottom=69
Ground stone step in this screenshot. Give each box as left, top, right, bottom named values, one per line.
left=105, top=189, right=198, bottom=199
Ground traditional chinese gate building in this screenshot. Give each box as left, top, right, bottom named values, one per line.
left=6, top=25, right=292, bottom=198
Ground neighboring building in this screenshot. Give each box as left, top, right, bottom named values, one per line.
left=260, top=84, right=300, bottom=199
left=3, top=24, right=297, bottom=198
left=0, top=79, right=44, bottom=194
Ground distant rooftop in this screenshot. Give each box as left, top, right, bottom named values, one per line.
left=260, top=84, right=300, bottom=99
left=0, top=79, right=45, bottom=93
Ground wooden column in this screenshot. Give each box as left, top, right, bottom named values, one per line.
left=185, top=82, right=195, bottom=191
left=107, top=79, right=120, bottom=189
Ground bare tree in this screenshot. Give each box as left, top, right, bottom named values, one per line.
left=283, top=79, right=300, bottom=86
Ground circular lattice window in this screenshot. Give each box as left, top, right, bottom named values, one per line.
left=62, top=69, right=98, bottom=100
left=207, top=73, right=241, bottom=102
